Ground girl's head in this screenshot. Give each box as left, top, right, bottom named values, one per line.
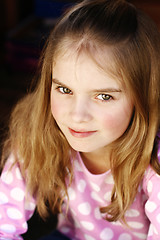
left=41, top=0, right=160, bottom=151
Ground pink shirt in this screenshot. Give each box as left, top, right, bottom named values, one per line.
left=0, top=135, right=160, bottom=239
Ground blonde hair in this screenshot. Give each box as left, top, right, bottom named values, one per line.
left=1, top=0, right=160, bottom=222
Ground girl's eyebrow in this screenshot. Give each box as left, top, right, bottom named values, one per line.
left=93, top=88, right=122, bottom=93
left=52, top=78, right=122, bottom=93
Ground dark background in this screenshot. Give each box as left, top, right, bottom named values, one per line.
left=0, top=0, right=160, bottom=239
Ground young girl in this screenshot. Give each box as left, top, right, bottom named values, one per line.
left=0, top=0, right=160, bottom=239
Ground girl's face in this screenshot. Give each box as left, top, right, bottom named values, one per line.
left=51, top=51, right=133, bottom=156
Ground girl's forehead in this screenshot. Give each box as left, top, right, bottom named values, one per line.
left=53, top=45, right=123, bottom=85
left=52, top=51, right=124, bottom=94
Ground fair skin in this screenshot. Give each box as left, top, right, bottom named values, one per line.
left=51, top=51, right=133, bottom=174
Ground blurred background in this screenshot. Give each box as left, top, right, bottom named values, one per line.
left=0, top=0, right=160, bottom=239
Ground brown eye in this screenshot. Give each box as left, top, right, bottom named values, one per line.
left=58, top=87, right=72, bottom=94
left=97, top=94, right=112, bottom=101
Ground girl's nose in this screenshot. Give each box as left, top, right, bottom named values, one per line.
left=70, top=97, right=92, bottom=123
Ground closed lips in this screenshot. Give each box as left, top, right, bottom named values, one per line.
left=69, top=128, right=97, bottom=137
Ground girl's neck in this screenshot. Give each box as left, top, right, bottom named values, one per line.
left=80, top=149, right=111, bottom=175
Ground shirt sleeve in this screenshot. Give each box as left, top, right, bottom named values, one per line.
left=0, top=153, right=36, bottom=240
left=143, top=167, right=160, bottom=239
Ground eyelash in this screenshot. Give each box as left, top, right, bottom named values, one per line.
left=56, top=86, right=113, bottom=101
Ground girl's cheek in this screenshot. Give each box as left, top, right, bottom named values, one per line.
left=51, top=97, right=67, bottom=122
left=101, top=107, right=132, bottom=130
left=102, top=114, right=117, bottom=128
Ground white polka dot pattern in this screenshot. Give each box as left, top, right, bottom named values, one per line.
left=0, top=154, right=36, bottom=239
left=0, top=192, right=9, bottom=205
left=1, top=172, right=13, bottom=185
left=57, top=152, right=160, bottom=240
left=78, top=202, right=91, bottom=215
left=7, top=208, right=23, bottom=220
left=145, top=201, right=157, bottom=213
left=119, top=233, right=132, bottom=240
left=100, top=228, right=114, bottom=240
left=10, top=188, right=25, bottom=201
left=80, top=221, right=94, bottom=231
left=0, top=224, right=16, bottom=233
left=68, top=187, right=76, bottom=201
left=78, top=179, right=86, bottom=192
left=84, top=234, right=96, bottom=240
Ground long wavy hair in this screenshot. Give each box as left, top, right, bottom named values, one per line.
left=1, top=0, right=160, bottom=222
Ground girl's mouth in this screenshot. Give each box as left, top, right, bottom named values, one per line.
left=69, top=128, right=97, bottom=138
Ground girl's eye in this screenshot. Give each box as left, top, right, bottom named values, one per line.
left=58, top=87, right=72, bottom=94
left=97, top=94, right=112, bottom=101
